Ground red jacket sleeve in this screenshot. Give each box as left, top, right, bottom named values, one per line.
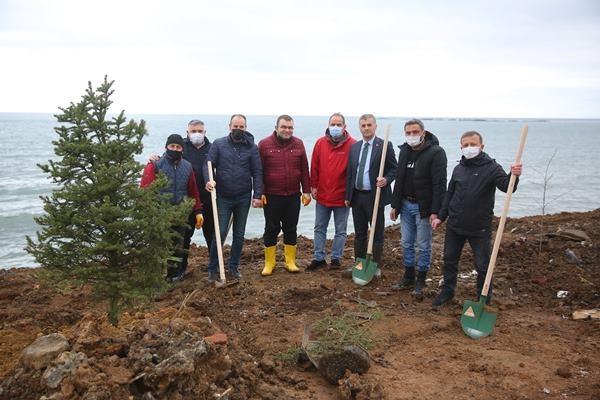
left=310, top=138, right=321, bottom=189
left=140, top=162, right=157, bottom=188
left=187, top=172, right=202, bottom=214
left=300, top=142, right=311, bottom=193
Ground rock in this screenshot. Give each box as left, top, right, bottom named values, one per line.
left=21, top=333, right=70, bottom=370
left=547, top=229, right=591, bottom=242
left=42, top=351, right=87, bottom=389
left=258, top=357, right=275, bottom=373
left=204, top=333, right=228, bottom=345
left=572, top=309, right=600, bottom=320
left=556, top=366, right=573, bottom=378
left=103, top=365, right=134, bottom=384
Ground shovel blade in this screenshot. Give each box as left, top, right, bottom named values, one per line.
left=352, top=256, right=378, bottom=286
left=460, top=296, right=496, bottom=339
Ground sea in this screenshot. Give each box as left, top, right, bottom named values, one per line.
left=1, top=113, right=599, bottom=269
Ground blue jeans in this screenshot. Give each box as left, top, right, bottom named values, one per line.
left=208, top=192, right=251, bottom=273
left=400, top=199, right=432, bottom=272
left=313, top=202, right=350, bottom=261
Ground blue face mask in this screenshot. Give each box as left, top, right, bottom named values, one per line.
left=329, top=126, right=343, bottom=138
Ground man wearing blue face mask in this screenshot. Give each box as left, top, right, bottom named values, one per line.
left=390, top=119, right=447, bottom=300
left=430, top=131, right=522, bottom=306
left=308, top=112, right=356, bottom=270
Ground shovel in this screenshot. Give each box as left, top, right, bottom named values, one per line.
left=352, top=125, right=391, bottom=286
left=207, top=161, right=236, bottom=288
left=461, top=125, right=528, bottom=339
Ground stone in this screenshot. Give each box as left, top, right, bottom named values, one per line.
left=204, top=333, right=228, bottom=345
left=21, top=333, right=70, bottom=370
left=556, top=366, right=573, bottom=378
left=42, top=351, right=87, bottom=389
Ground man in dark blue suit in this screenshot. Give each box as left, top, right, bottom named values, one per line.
left=345, top=114, right=397, bottom=269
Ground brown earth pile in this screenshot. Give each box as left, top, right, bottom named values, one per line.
left=1, top=210, right=599, bottom=399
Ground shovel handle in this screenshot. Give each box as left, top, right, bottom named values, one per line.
left=481, top=125, right=528, bottom=296
left=207, top=161, right=227, bottom=283
left=366, top=124, right=391, bottom=254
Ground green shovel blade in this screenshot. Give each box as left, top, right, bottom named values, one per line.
left=352, top=255, right=378, bottom=286
left=460, top=296, right=497, bottom=339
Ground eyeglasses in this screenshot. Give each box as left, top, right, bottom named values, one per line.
left=189, top=130, right=205, bottom=133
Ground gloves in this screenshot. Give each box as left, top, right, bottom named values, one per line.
left=195, top=214, right=204, bottom=229
left=261, top=194, right=267, bottom=206
left=301, top=193, right=311, bottom=206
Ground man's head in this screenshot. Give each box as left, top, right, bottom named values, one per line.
left=229, top=114, right=247, bottom=142
left=165, top=134, right=184, bottom=160
left=275, top=115, right=294, bottom=141
left=404, top=118, right=425, bottom=148
left=460, top=131, right=484, bottom=159
left=328, top=112, right=346, bottom=141
left=358, top=114, right=377, bottom=141
left=187, top=119, right=206, bottom=146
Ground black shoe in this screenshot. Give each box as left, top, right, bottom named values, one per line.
left=330, top=259, right=341, bottom=269
left=208, top=271, right=219, bottom=283
left=412, top=271, right=428, bottom=300
left=229, top=267, right=242, bottom=280
left=432, top=289, right=454, bottom=307
left=306, top=259, right=327, bottom=271
left=391, top=268, right=415, bottom=290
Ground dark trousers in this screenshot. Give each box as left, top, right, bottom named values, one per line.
left=263, top=194, right=301, bottom=247
left=181, top=195, right=214, bottom=272
left=351, top=190, right=385, bottom=245
left=442, top=227, right=492, bottom=295
left=167, top=224, right=188, bottom=278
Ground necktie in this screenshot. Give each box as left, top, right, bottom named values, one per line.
left=356, top=142, right=370, bottom=189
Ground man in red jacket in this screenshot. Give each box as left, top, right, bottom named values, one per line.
left=308, top=113, right=356, bottom=270
left=258, top=115, right=311, bottom=276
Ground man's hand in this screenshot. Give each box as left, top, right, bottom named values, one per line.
left=311, top=187, right=318, bottom=200
left=431, top=218, right=442, bottom=230
left=261, top=195, right=267, bottom=206
left=429, top=214, right=438, bottom=224
left=148, top=153, right=160, bottom=162
left=301, top=194, right=311, bottom=206
left=390, top=208, right=398, bottom=221
left=376, top=177, right=387, bottom=188
left=344, top=200, right=351, bottom=208
left=195, top=214, right=204, bottom=229
left=205, top=180, right=216, bottom=192
left=511, top=163, right=523, bottom=177
left=252, top=198, right=262, bottom=208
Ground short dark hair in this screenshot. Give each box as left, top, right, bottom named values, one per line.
left=359, top=114, right=376, bottom=123
left=460, top=130, right=483, bottom=144
left=188, top=119, right=205, bottom=126
left=328, top=112, right=345, bottom=125
left=276, top=114, right=293, bottom=127
left=404, top=118, right=424, bottom=131
left=230, top=114, right=247, bottom=123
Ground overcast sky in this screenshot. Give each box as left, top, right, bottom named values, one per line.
left=1, top=0, right=599, bottom=118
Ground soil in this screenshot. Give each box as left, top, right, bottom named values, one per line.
left=1, top=210, right=599, bottom=400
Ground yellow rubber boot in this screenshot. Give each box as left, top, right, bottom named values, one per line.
left=261, top=246, right=276, bottom=276
left=284, top=244, right=300, bottom=273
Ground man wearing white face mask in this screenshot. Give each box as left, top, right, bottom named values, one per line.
left=182, top=120, right=215, bottom=257
left=390, top=119, right=447, bottom=299
left=308, top=112, right=356, bottom=270
left=430, top=130, right=522, bottom=307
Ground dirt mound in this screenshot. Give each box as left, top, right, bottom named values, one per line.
left=1, top=210, right=599, bottom=399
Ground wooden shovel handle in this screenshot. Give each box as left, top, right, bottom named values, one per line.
left=481, top=125, right=528, bottom=296
left=207, top=161, right=227, bottom=283
left=366, top=124, right=391, bottom=254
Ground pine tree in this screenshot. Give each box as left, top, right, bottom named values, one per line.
left=26, top=77, right=192, bottom=326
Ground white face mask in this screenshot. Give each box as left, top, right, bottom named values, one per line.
left=405, top=135, right=423, bottom=147
left=329, top=126, right=343, bottom=138
left=461, top=146, right=481, bottom=159
left=189, top=132, right=205, bottom=146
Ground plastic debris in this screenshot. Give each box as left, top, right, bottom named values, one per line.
left=556, top=290, right=569, bottom=298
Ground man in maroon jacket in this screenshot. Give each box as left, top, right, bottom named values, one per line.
left=258, top=115, right=311, bottom=275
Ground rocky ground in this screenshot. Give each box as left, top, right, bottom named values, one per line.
left=1, top=210, right=599, bottom=400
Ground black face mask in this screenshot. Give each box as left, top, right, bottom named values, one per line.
left=231, top=129, right=245, bottom=141
left=166, top=149, right=182, bottom=161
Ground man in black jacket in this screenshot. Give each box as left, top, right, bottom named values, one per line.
left=345, top=114, right=397, bottom=269
left=390, top=119, right=447, bottom=299
left=431, top=130, right=522, bottom=306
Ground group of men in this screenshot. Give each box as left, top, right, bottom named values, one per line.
left=140, top=113, right=522, bottom=307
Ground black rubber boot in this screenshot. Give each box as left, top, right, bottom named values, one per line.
left=372, top=244, right=384, bottom=265
left=354, top=239, right=368, bottom=260
left=391, top=268, right=415, bottom=290
left=413, top=270, right=427, bottom=300
left=432, top=288, right=454, bottom=307
left=476, top=272, right=492, bottom=304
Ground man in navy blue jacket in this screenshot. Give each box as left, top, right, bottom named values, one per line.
left=431, top=130, right=522, bottom=306
left=203, top=114, right=263, bottom=282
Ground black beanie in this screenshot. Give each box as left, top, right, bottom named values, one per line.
left=165, top=134, right=184, bottom=148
